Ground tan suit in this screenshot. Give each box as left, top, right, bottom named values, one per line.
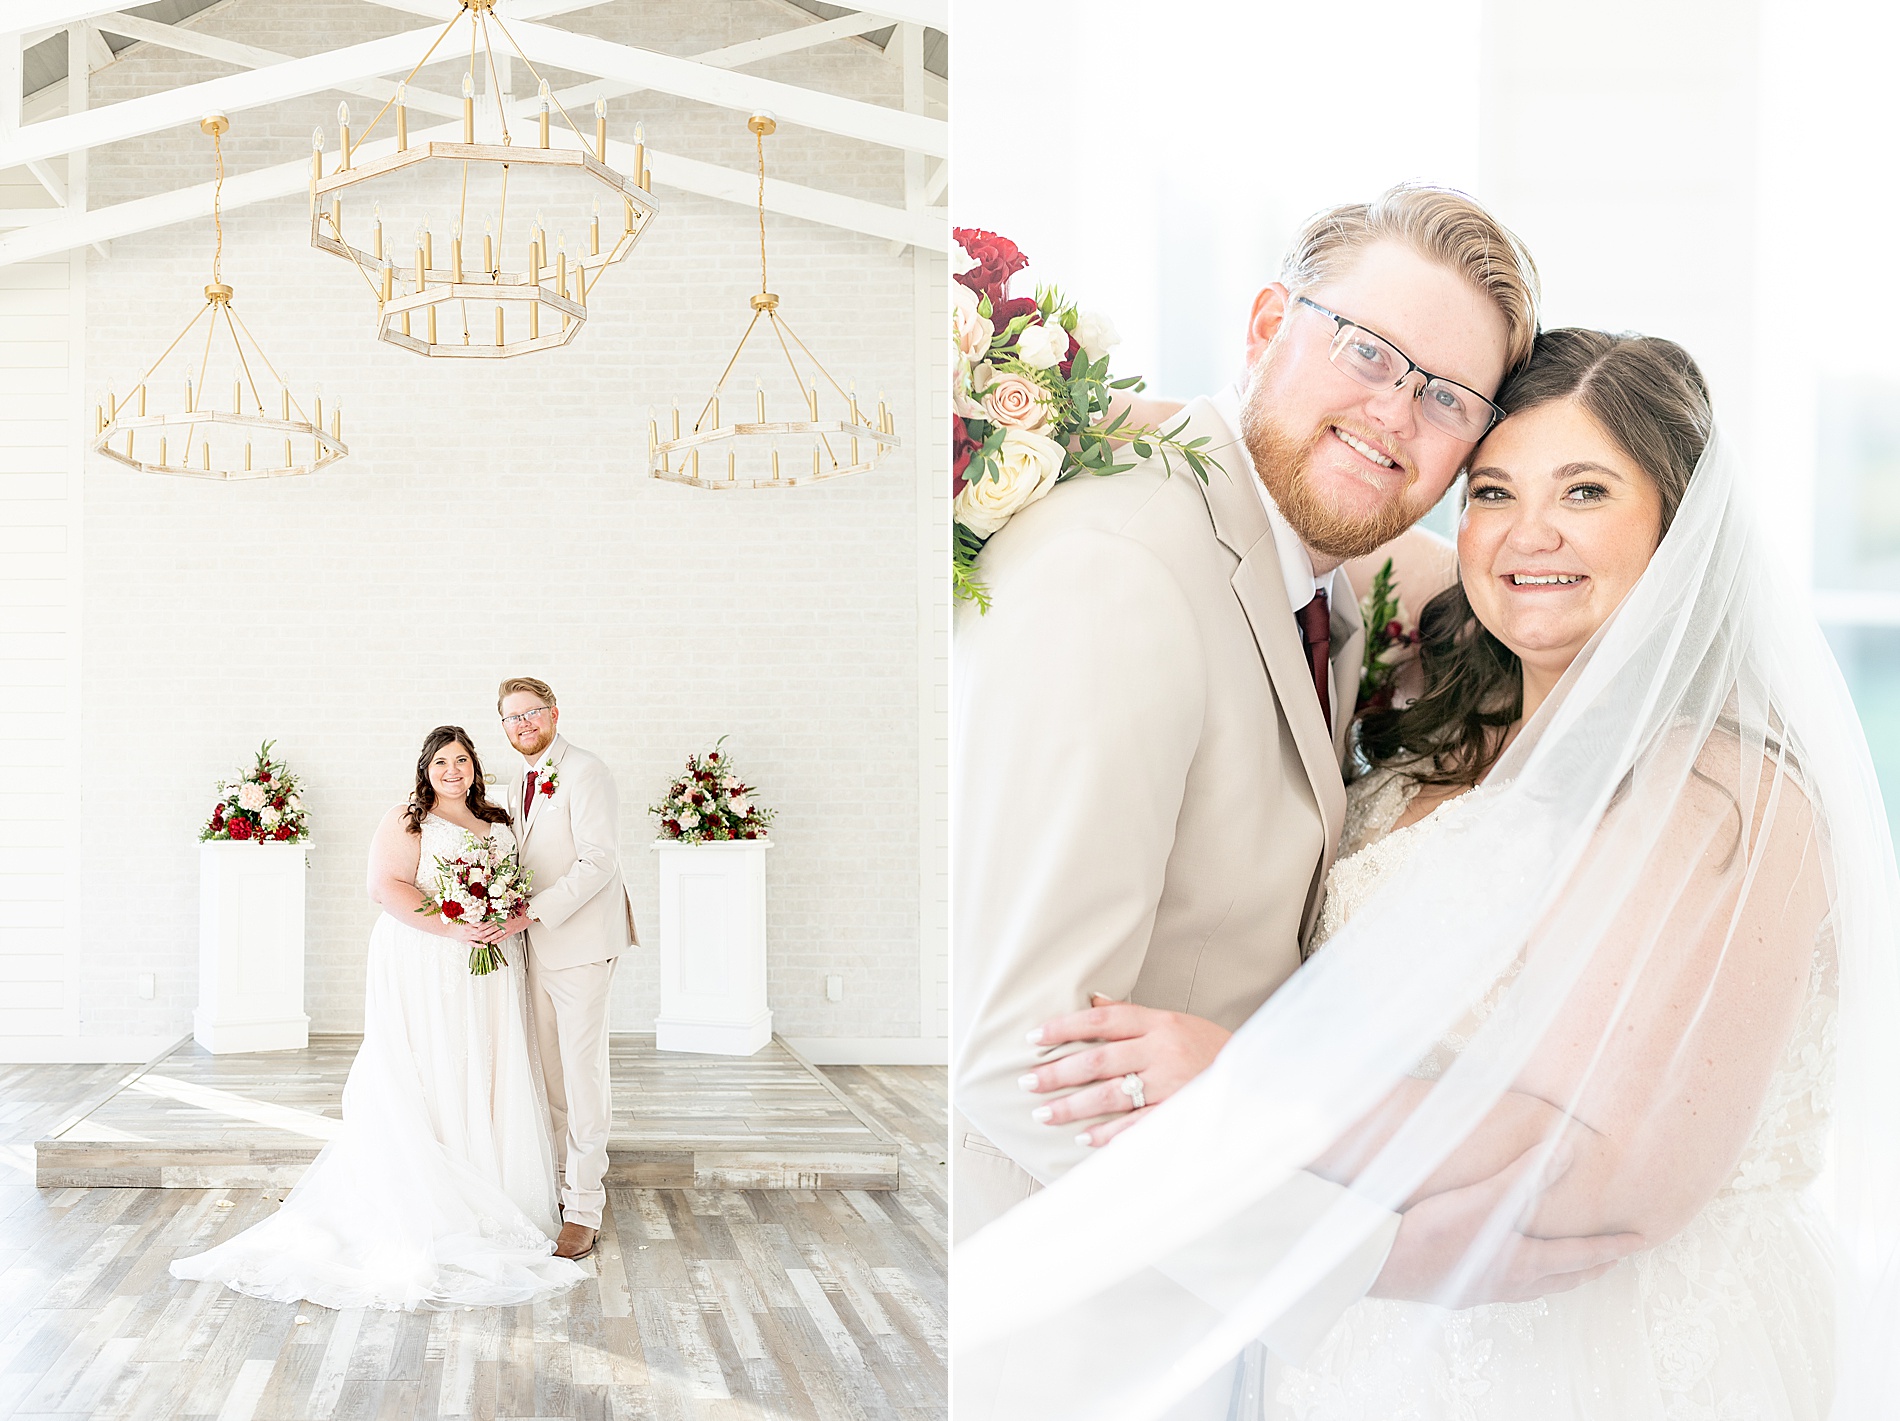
left=952, top=397, right=1397, bottom=1373
left=507, top=734, right=637, bottom=1230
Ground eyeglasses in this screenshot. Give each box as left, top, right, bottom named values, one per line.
left=1294, top=296, right=1504, bottom=442
left=500, top=705, right=554, bottom=729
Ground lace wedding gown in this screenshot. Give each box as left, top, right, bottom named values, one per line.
left=171, top=815, right=585, bottom=1310
left=1259, top=768, right=1838, bottom=1421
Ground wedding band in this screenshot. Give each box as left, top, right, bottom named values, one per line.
left=1120, top=1073, right=1146, bottom=1110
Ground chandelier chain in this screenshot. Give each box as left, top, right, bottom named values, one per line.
left=756, top=127, right=768, bottom=295
left=211, top=123, right=224, bottom=286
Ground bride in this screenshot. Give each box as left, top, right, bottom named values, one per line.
left=171, top=726, right=584, bottom=1310
left=955, top=330, right=1900, bottom=1418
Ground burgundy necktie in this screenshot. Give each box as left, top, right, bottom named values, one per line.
left=1296, top=589, right=1332, bottom=728
left=522, top=770, right=538, bottom=822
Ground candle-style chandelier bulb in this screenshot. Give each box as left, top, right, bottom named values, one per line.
left=462, top=72, right=474, bottom=99
left=337, top=101, right=349, bottom=127
left=311, top=127, right=322, bottom=151
left=539, top=79, right=550, bottom=111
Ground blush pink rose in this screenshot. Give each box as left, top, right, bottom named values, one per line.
left=980, top=372, right=1052, bottom=431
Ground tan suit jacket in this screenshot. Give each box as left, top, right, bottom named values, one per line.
left=506, top=735, right=638, bottom=971
left=952, top=397, right=1395, bottom=1362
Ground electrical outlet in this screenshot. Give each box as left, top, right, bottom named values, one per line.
left=137, top=973, right=155, bottom=1000
left=825, top=975, right=843, bottom=1002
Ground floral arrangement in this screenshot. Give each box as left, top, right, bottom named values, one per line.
left=1356, top=557, right=1423, bottom=716
left=199, top=740, right=309, bottom=843
left=416, top=828, right=533, bottom=976
left=650, top=738, right=775, bottom=843
left=951, top=227, right=1221, bottom=610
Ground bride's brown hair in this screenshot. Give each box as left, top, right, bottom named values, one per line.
left=403, top=725, right=514, bottom=833
left=1358, top=328, right=1713, bottom=789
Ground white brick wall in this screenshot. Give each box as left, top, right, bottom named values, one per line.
left=0, top=0, right=947, bottom=1058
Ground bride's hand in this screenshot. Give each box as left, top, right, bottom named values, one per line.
left=446, top=921, right=495, bottom=945
left=1370, top=1142, right=1645, bottom=1307
left=1021, top=994, right=1231, bottom=1147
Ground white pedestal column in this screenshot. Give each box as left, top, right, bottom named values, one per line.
left=195, top=840, right=310, bottom=1054
left=652, top=840, right=773, bottom=1055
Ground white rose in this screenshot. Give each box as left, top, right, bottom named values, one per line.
left=1012, top=320, right=1069, bottom=370
left=951, top=282, right=991, bottom=363
left=954, top=426, right=1065, bottom=538
left=237, top=783, right=267, bottom=811
left=1073, top=310, right=1121, bottom=361
left=954, top=360, right=995, bottom=420
left=729, top=795, right=751, bottom=816
left=259, top=806, right=281, bottom=828
left=677, top=809, right=700, bottom=830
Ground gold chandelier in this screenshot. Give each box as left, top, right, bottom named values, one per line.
left=93, top=115, right=344, bottom=481
left=309, top=0, right=657, bottom=358
left=650, top=113, right=898, bottom=490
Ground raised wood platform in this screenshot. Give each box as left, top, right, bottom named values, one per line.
left=34, top=1033, right=902, bottom=1191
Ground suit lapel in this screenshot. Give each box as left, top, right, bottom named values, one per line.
left=1182, top=398, right=1349, bottom=870
left=1329, top=582, right=1366, bottom=767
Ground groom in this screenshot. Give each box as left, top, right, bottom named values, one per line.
left=496, top=675, right=638, bottom=1260
left=955, top=186, right=1626, bottom=1362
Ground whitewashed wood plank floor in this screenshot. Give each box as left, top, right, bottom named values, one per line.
left=37, top=1037, right=900, bottom=1192
left=0, top=1060, right=946, bottom=1420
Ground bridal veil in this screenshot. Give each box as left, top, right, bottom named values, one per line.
left=953, top=430, right=1900, bottom=1419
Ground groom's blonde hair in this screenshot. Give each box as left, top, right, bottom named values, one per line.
left=1282, top=184, right=1541, bottom=369
left=496, top=675, right=556, bottom=712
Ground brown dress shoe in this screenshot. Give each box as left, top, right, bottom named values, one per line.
left=554, top=1222, right=597, bottom=1260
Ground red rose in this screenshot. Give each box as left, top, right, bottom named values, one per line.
left=272, top=827, right=293, bottom=841
left=228, top=817, right=253, bottom=840
left=540, top=780, right=555, bottom=797
left=664, top=819, right=681, bottom=835
left=470, top=882, right=490, bottom=898
left=953, top=227, right=1028, bottom=305
left=440, top=900, right=464, bottom=919
left=258, top=769, right=271, bottom=783
left=708, top=752, right=720, bottom=763
left=988, top=294, right=1037, bottom=336
left=953, top=418, right=980, bottom=494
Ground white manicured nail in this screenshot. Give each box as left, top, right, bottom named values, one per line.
left=1025, top=1028, right=1044, bottom=1045
left=1076, top=1133, right=1093, bottom=1147
left=1017, top=1074, right=1039, bottom=1091
left=1032, top=1106, right=1054, bottom=1124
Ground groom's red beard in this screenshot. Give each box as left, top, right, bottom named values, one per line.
left=1240, top=392, right=1435, bottom=563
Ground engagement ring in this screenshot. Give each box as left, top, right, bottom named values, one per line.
left=1120, top=1073, right=1146, bottom=1110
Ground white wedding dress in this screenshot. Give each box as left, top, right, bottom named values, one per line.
left=171, top=814, right=585, bottom=1310
left=1259, top=767, right=1837, bottom=1421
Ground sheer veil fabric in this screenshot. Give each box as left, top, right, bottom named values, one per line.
left=952, top=432, right=1900, bottom=1419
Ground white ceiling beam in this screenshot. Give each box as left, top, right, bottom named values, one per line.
left=502, top=18, right=946, bottom=157
left=1, top=2, right=134, bottom=37
left=2, top=11, right=944, bottom=175
left=26, top=158, right=65, bottom=205
left=0, top=26, right=441, bottom=173
left=91, top=12, right=465, bottom=119
left=0, top=114, right=946, bottom=266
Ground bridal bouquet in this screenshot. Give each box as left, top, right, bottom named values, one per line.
left=199, top=740, right=309, bottom=843
left=650, top=738, right=775, bottom=843
left=952, top=227, right=1221, bottom=610
left=416, top=829, right=533, bottom=975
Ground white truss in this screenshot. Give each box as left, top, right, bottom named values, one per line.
left=0, top=0, right=947, bottom=263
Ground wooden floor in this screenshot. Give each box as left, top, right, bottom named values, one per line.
left=37, top=1036, right=899, bottom=1191
left=0, top=1059, right=947, bottom=1420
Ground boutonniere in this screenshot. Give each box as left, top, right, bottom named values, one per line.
left=1356, top=557, right=1421, bottom=717
left=535, top=763, right=560, bottom=800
